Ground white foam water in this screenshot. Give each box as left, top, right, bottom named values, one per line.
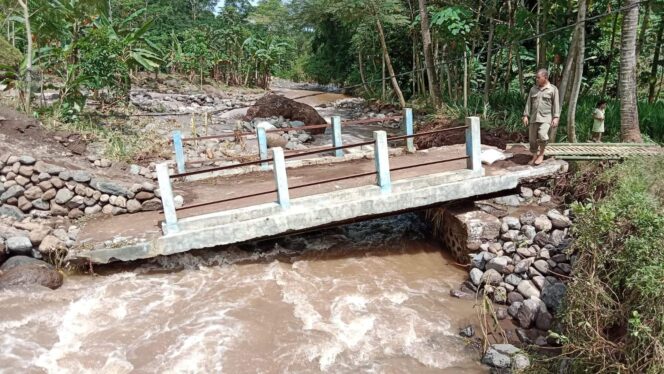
left=0, top=214, right=486, bottom=373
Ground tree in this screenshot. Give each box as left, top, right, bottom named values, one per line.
left=417, top=0, right=441, bottom=108
left=648, top=19, right=663, bottom=103
left=566, top=0, right=587, bottom=143
left=17, top=0, right=31, bottom=111
left=619, top=0, right=643, bottom=142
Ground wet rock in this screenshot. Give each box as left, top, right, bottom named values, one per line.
left=547, top=209, right=572, bottom=229
left=517, top=280, right=540, bottom=298
left=6, top=236, right=32, bottom=255
left=486, top=256, right=511, bottom=274
left=459, top=325, right=475, bottom=338
left=0, top=255, right=53, bottom=271
left=0, top=263, right=63, bottom=290
left=541, top=282, right=566, bottom=313
left=482, top=347, right=511, bottom=368
left=469, top=268, right=483, bottom=286
left=450, top=289, right=472, bottom=299
left=480, top=269, right=503, bottom=286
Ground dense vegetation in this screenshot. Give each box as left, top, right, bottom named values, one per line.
left=1, top=0, right=661, bottom=141
left=554, top=156, right=664, bottom=373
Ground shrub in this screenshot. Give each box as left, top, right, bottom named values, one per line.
left=556, top=156, right=664, bottom=373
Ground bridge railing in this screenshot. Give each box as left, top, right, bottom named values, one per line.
left=169, top=110, right=409, bottom=174
left=156, top=116, right=482, bottom=235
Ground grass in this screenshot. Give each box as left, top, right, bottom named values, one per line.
left=545, top=156, right=664, bottom=373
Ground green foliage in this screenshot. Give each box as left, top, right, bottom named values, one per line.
left=0, top=35, right=22, bottom=66
left=77, top=26, right=129, bottom=100
left=556, top=157, right=664, bottom=373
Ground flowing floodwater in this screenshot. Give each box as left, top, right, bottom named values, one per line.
left=0, top=214, right=486, bottom=373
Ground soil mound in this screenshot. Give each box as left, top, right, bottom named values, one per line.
left=245, top=93, right=327, bottom=134
left=415, top=117, right=527, bottom=150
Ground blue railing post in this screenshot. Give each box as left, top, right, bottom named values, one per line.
left=172, top=131, right=186, bottom=174
left=332, top=116, right=344, bottom=158
left=373, top=130, right=391, bottom=193
left=271, top=147, right=290, bottom=208
left=404, top=108, right=415, bottom=153
left=465, top=116, right=483, bottom=173
left=156, top=163, right=179, bottom=235
left=256, top=125, right=269, bottom=171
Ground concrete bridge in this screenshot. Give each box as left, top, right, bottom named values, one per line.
left=68, top=116, right=568, bottom=264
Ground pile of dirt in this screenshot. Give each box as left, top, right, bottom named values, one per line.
left=415, top=117, right=527, bottom=150
left=244, top=93, right=327, bottom=134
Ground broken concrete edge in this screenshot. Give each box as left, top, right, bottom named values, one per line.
left=67, top=160, right=567, bottom=264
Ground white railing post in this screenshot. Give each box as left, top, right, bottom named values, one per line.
left=404, top=108, right=415, bottom=153
left=332, top=116, right=344, bottom=158
left=172, top=130, right=186, bottom=174
left=465, top=116, right=483, bottom=173
left=271, top=147, right=290, bottom=208
left=256, top=124, right=269, bottom=171
left=373, top=130, right=391, bottom=193
left=156, top=163, right=179, bottom=234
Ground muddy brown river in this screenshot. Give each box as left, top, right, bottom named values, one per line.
left=0, top=215, right=486, bottom=373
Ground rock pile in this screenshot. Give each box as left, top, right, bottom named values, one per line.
left=481, top=344, right=531, bottom=371
left=0, top=153, right=164, bottom=220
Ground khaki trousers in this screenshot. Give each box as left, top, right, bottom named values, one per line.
left=529, top=122, right=550, bottom=154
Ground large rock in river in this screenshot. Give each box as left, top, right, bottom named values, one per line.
left=0, top=263, right=63, bottom=290
left=244, top=93, right=327, bottom=135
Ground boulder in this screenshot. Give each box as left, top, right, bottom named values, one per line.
left=534, top=215, right=553, bottom=232
left=517, top=298, right=539, bottom=328
left=89, top=178, right=131, bottom=197
left=514, top=257, right=535, bottom=273
left=54, top=188, right=74, bottom=204
left=29, top=226, right=51, bottom=245
left=141, top=199, right=162, bottom=211
left=547, top=209, right=572, bottom=229
left=517, top=280, right=540, bottom=298
left=438, top=206, right=501, bottom=262
left=541, top=282, right=567, bottom=313
left=0, top=255, right=52, bottom=271
left=35, top=161, right=66, bottom=175
left=507, top=291, right=524, bottom=304
left=512, top=354, right=531, bottom=370
left=469, top=268, right=483, bottom=286
left=0, top=205, right=25, bottom=220
left=38, top=235, right=66, bottom=255
left=0, top=185, right=24, bottom=202
left=521, top=225, right=537, bottom=240
left=244, top=93, right=328, bottom=135
left=502, top=216, right=520, bottom=230
left=485, top=256, right=511, bottom=274
left=480, top=269, right=503, bottom=286
left=533, top=259, right=550, bottom=274
left=0, top=263, right=63, bottom=289
left=481, top=347, right=511, bottom=368
left=24, top=186, right=43, bottom=200
left=6, top=236, right=32, bottom=255
left=18, top=155, right=36, bottom=165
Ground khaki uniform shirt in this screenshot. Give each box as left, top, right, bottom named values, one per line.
left=523, top=83, right=561, bottom=124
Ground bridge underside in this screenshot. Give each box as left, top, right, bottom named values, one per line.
left=68, top=160, right=567, bottom=264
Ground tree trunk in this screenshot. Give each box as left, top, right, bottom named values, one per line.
left=566, top=0, right=586, bottom=143
left=483, top=15, right=495, bottom=114
left=376, top=18, right=406, bottom=108
left=559, top=28, right=579, bottom=106
left=18, top=0, right=31, bottom=112
left=358, top=51, right=371, bottom=94
left=620, top=0, right=643, bottom=142
left=382, top=53, right=386, bottom=100
left=648, top=19, right=663, bottom=103
left=515, top=45, right=525, bottom=97
left=418, top=0, right=441, bottom=107
left=601, top=1, right=621, bottom=97
left=464, top=48, right=468, bottom=109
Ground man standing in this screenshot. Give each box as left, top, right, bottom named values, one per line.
left=522, top=69, right=560, bottom=165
